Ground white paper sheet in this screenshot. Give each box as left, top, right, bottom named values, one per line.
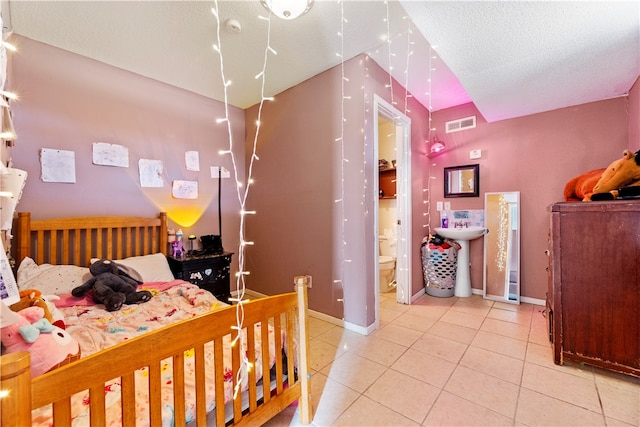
left=40, top=148, right=76, bottom=183
left=138, top=159, right=164, bottom=187
left=172, top=180, right=198, bottom=199
left=210, top=166, right=230, bottom=178
left=185, top=151, right=200, bottom=171
left=92, top=142, right=129, bottom=167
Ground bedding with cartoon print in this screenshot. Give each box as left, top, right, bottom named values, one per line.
left=30, top=280, right=278, bottom=426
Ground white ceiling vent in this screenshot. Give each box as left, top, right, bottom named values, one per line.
left=445, top=116, right=476, bottom=133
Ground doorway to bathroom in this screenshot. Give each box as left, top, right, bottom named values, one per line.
left=374, top=95, right=412, bottom=325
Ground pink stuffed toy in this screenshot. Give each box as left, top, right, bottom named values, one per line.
left=0, top=304, right=80, bottom=377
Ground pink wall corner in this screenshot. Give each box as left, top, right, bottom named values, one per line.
left=244, top=54, right=431, bottom=328
left=629, top=76, right=640, bottom=151
left=430, top=97, right=629, bottom=300
left=243, top=57, right=364, bottom=322
left=7, top=35, right=244, bottom=266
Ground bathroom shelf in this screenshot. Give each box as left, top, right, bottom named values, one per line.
left=379, top=168, right=396, bottom=199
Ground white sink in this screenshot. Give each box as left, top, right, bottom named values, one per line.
left=434, top=226, right=486, bottom=241
left=433, top=226, right=487, bottom=297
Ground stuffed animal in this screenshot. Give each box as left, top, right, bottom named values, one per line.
left=563, top=168, right=605, bottom=201
left=590, top=149, right=640, bottom=200
left=71, top=259, right=152, bottom=312
left=0, top=304, right=80, bottom=377
left=10, top=289, right=54, bottom=324
left=564, top=149, right=640, bottom=201
left=41, top=294, right=66, bottom=329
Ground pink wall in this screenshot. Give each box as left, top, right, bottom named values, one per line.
left=7, top=36, right=244, bottom=267
left=243, top=57, right=365, bottom=322
left=428, top=98, right=630, bottom=300
left=244, top=55, right=431, bottom=327
left=8, top=34, right=637, bottom=326
left=629, top=76, right=640, bottom=151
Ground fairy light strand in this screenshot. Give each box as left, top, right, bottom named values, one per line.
left=425, top=45, right=436, bottom=235
left=385, top=0, right=394, bottom=106
left=403, top=17, right=413, bottom=116
left=210, top=0, right=274, bottom=400
left=332, top=0, right=347, bottom=302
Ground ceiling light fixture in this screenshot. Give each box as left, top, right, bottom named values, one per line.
left=261, top=0, right=313, bottom=20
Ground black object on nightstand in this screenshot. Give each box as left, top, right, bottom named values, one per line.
left=167, top=252, right=233, bottom=303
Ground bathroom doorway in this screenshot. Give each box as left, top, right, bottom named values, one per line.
left=374, top=95, right=412, bottom=325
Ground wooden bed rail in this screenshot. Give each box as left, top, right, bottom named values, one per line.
left=0, top=276, right=312, bottom=426
left=16, top=212, right=168, bottom=266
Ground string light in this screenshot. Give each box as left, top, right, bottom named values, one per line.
left=210, top=0, right=275, bottom=403
left=384, top=0, right=394, bottom=105
left=332, top=0, right=347, bottom=308
left=0, top=90, right=17, bottom=100
left=423, top=45, right=437, bottom=235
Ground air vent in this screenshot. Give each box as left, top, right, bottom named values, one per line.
left=445, top=116, right=476, bottom=133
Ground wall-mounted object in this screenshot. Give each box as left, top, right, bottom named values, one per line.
left=92, top=142, right=129, bottom=167
left=445, top=116, right=476, bottom=133
left=444, top=164, right=479, bottom=198
left=171, top=180, right=198, bottom=199
left=139, top=159, right=164, bottom=187
left=40, top=148, right=76, bottom=183
left=429, top=136, right=445, bottom=154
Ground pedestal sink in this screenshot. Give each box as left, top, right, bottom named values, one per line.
left=434, top=226, right=487, bottom=297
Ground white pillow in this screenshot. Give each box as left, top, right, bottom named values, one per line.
left=91, top=253, right=174, bottom=283
left=17, top=257, right=91, bottom=295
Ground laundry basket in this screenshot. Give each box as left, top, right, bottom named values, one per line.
left=422, top=239, right=457, bottom=298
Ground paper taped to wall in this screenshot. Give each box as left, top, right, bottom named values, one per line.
left=40, top=148, right=76, bottom=183
left=92, top=142, right=129, bottom=167
left=139, top=159, right=164, bottom=187
left=172, top=180, right=198, bottom=199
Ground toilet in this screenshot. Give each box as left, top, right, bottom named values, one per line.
left=379, top=235, right=397, bottom=292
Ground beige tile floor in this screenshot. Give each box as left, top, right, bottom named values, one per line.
left=264, top=291, right=640, bottom=427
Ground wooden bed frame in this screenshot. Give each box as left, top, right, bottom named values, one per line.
left=1, top=212, right=312, bottom=426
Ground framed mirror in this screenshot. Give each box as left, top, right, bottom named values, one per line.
left=483, top=191, right=520, bottom=304
left=444, top=164, right=479, bottom=198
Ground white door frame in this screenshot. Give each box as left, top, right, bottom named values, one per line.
left=373, top=95, right=412, bottom=323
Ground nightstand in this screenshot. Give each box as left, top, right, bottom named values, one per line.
left=167, top=252, right=233, bottom=303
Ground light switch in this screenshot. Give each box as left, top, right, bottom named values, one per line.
left=470, top=149, right=482, bottom=159
left=444, top=202, right=451, bottom=210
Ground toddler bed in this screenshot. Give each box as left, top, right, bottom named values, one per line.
left=1, top=212, right=312, bottom=426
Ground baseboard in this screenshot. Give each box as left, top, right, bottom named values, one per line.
left=471, top=288, right=545, bottom=306
left=521, top=296, right=545, bottom=306
left=237, top=287, right=545, bottom=337
left=239, top=289, right=379, bottom=334
left=411, top=287, right=426, bottom=302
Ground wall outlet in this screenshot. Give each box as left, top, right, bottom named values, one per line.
left=444, top=201, right=451, bottom=210
left=436, top=201, right=443, bottom=211
left=470, top=149, right=482, bottom=159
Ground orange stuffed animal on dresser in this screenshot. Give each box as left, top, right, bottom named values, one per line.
left=564, top=149, right=640, bottom=201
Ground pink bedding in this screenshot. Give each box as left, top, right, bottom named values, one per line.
left=31, top=280, right=278, bottom=426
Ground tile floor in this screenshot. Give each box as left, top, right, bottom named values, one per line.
left=264, top=291, right=640, bottom=426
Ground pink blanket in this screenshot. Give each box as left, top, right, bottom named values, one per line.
left=54, top=280, right=187, bottom=307
left=32, top=281, right=278, bottom=426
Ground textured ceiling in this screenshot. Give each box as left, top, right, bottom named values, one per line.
left=5, top=1, right=639, bottom=122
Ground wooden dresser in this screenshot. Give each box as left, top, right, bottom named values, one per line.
left=548, top=201, right=639, bottom=377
